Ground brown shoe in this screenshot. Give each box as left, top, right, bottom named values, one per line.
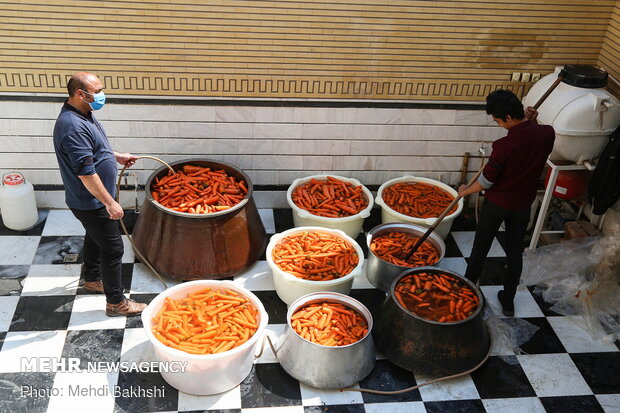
left=106, top=298, right=147, bottom=317
left=84, top=280, right=104, bottom=293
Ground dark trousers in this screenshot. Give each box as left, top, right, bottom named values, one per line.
left=70, top=207, right=125, bottom=304
left=465, top=198, right=530, bottom=302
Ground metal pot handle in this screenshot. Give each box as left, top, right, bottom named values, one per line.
left=254, top=332, right=279, bottom=359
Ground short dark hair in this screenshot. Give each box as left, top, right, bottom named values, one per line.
left=486, top=89, right=525, bottom=121
left=66, top=72, right=93, bottom=97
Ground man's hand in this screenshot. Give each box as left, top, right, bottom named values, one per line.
left=115, top=152, right=137, bottom=168
left=105, top=200, right=125, bottom=220
left=525, top=106, right=538, bottom=124
left=458, top=184, right=469, bottom=197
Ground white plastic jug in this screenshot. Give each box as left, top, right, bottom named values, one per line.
left=0, top=172, right=39, bottom=230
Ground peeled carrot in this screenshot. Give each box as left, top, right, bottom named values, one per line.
left=382, top=182, right=457, bottom=219
left=291, top=302, right=368, bottom=346
left=271, top=231, right=358, bottom=281
left=151, top=288, right=259, bottom=354
left=370, top=231, right=440, bottom=267
left=291, top=176, right=368, bottom=218
left=395, top=271, right=478, bottom=323
left=151, top=164, right=247, bottom=214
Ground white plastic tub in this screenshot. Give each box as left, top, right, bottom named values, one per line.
left=375, top=176, right=463, bottom=239
left=286, top=175, right=374, bottom=238
left=141, top=280, right=269, bottom=395
left=266, top=226, right=365, bottom=305
left=0, top=172, right=38, bottom=231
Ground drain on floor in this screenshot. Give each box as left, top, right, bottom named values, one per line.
left=62, top=253, right=79, bottom=263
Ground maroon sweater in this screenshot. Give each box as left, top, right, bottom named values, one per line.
left=481, top=120, right=555, bottom=211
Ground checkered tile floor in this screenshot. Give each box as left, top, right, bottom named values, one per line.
left=0, top=206, right=618, bottom=413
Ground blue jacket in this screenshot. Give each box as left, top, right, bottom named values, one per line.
left=53, top=102, right=117, bottom=210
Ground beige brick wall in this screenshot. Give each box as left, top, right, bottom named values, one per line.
left=598, top=1, right=620, bottom=96
left=0, top=0, right=618, bottom=100
left=0, top=101, right=499, bottom=207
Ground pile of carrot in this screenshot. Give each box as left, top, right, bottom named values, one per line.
left=394, top=271, right=479, bottom=323
left=150, top=164, right=248, bottom=214
left=271, top=231, right=359, bottom=281
left=291, top=176, right=368, bottom=218
left=291, top=302, right=368, bottom=346
left=382, top=182, right=457, bottom=219
left=370, top=231, right=439, bottom=267
left=151, top=288, right=259, bottom=355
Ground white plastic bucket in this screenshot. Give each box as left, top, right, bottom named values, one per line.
left=286, top=175, right=374, bottom=238
left=266, top=226, right=365, bottom=305
left=141, top=280, right=269, bottom=395
left=375, top=176, right=463, bottom=239
left=0, top=172, right=38, bottom=231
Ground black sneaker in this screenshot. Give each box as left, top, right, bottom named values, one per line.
left=497, top=290, right=515, bottom=317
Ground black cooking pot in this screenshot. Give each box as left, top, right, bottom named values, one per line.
left=373, top=267, right=490, bottom=376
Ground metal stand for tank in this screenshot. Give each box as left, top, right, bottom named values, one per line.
left=528, top=159, right=593, bottom=249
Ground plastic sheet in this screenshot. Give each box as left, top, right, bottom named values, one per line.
left=520, top=205, right=620, bottom=343
left=483, top=307, right=539, bottom=364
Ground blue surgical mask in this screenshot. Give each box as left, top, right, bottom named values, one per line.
left=88, top=91, right=106, bottom=110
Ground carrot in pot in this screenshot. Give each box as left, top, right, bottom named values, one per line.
left=151, top=165, right=247, bottom=214
left=394, top=270, right=479, bottom=323
left=370, top=231, right=440, bottom=267
left=291, top=302, right=368, bottom=346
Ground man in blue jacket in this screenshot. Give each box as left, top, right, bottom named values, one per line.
left=53, top=72, right=146, bottom=317
left=458, top=90, right=555, bottom=316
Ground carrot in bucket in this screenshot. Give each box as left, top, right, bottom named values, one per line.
left=291, top=176, right=368, bottom=218
left=151, top=287, right=260, bottom=354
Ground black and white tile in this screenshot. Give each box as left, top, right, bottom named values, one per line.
left=0, top=206, right=618, bottom=413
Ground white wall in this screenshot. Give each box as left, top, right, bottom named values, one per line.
left=0, top=100, right=501, bottom=208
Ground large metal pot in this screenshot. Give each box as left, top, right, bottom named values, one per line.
left=373, top=267, right=490, bottom=376
left=132, top=158, right=267, bottom=280
left=366, top=223, right=445, bottom=292
left=276, top=292, right=376, bottom=389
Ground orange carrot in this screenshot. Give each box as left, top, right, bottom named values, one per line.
left=394, top=270, right=478, bottom=323
left=151, top=165, right=247, bottom=215
left=151, top=288, right=259, bottom=354
left=370, top=231, right=440, bottom=267
left=291, top=176, right=368, bottom=218
left=271, top=231, right=359, bottom=281
left=291, top=302, right=368, bottom=346
left=382, top=182, right=457, bottom=219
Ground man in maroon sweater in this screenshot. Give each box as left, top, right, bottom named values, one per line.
left=458, top=89, right=555, bottom=316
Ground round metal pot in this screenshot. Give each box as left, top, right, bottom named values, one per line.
left=276, top=292, right=376, bottom=389
left=132, top=158, right=267, bottom=280
left=366, top=223, right=446, bottom=292
left=373, top=267, right=490, bottom=376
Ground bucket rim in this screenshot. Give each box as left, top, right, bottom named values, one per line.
left=141, top=279, right=269, bottom=360
left=266, top=226, right=364, bottom=286
left=375, top=176, right=464, bottom=224
left=286, top=174, right=374, bottom=222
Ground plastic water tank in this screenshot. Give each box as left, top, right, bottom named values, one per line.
left=0, top=172, right=39, bottom=230
left=523, top=65, right=620, bottom=164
